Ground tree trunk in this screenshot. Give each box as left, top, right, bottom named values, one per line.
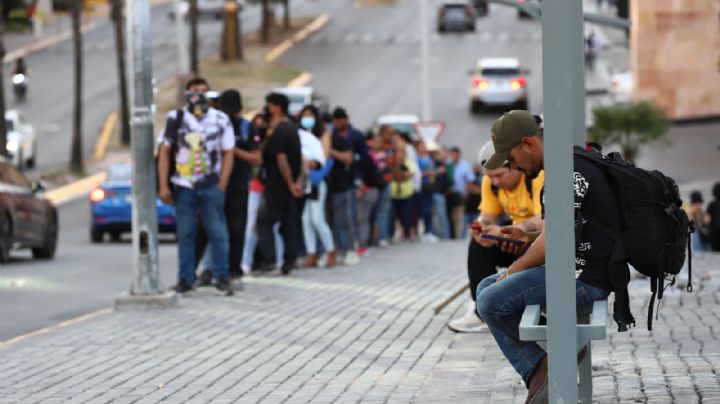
left=0, top=2, right=7, bottom=158
left=189, top=0, right=199, bottom=75
left=261, top=0, right=270, bottom=43
left=221, top=0, right=242, bottom=61
left=282, top=0, right=289, bottom=30
left=111, top=0, right=130, bottom=146
left=70, top=0, right=84, bottom=173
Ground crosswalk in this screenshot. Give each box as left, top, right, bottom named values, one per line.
left=306, top=30, right=541, bottom=46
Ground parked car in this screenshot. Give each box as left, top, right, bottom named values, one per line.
left=472, top=0, right=488, bottom=16
left=0, top=159, right=57, bottom=262
left=437, top=2, right=476, bottom=33
left=90, top=164, right=176, bottom=243
left=168, top=0, right=243, bottom=20
left=467, top=57, right=529, bottom=113
left=609, top=70, right=633, bottom=104
left=373, top=114, right=420, bottom=141
left=517, top=0, right=541, bottom=19
left=273, top=86, right=330, bottom=119
left=5, top=110, right=37, bottom=170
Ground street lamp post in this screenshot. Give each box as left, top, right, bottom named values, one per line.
left=118, top=0, right=176, bottom=308
left=174, top=0, right=190, bottom=73
left=419, top=0, right=432, bottom=121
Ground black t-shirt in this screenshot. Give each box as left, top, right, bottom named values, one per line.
left=226, top=118, right=258, bottom=193
left=262, top=120, right=301, bottom=195
left=464, top=172, right=482, bottom=213
left=433, top=159, right=449, bottom=194
left=327, top=132, right=353, bottom=194
left=541, top=155, right=619, bottom=291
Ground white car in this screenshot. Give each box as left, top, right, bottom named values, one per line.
left=609, top=70, right=633, bottom=104
left=468, top=58, right=529, bottom=113
left=168, top=0, right=243, bottom=20
left=5, top=110, right=37, bottom=170
left=272, top=86, right=330, bottom=118
left=373, top=114, right=420, bottom=140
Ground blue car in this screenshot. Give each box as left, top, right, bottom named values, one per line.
left=90, top=164, right=176, bottom=243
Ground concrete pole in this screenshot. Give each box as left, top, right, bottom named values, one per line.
left=127, top=0, right=161, bottom=295
left=419, top=0, right=432, bottom=121
left=541, top=0, right=586, bottom=401
left=174, top=0, right=189, bottom=73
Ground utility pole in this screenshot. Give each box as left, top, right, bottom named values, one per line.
left=0, top=1, right=8, bottom=158
left=70, top=0, right=84, bottom=173
left=419, top=0, right=432, bottom=121
left=126, top=0, right=161, bottom=296
left=174, top=0, right=189, bottom=72
left=111, top=0, right=131, bottom=146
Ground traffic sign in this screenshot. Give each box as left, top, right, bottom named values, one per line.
left=414, top=121, right=446, bottom=142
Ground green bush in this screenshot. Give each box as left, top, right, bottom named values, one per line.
left=589, top=101, right=669, bottom=163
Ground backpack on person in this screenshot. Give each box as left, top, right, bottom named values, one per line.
left=574, top=146, right=693, bottom=332
left=156, top=109, right=184, bottom=194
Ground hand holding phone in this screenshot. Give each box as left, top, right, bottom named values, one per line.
left=479, top=233, right=525, bottom=245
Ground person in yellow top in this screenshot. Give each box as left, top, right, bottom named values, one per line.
left=448, top=141, right=544, bottom=333
left=390, top=145, right=416, bottom=241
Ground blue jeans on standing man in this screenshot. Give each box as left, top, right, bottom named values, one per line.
left=475, top=266, right=610, bottom=386
left=175, top=185, right=230, bottom=283
left=374, top=185, right=392, bottom=243
left=432, top=193, right=451, bottom=239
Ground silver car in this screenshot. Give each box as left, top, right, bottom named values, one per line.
left=467, top=58, right=529, bottom=113
left=5, top=110, right=37, bottom=170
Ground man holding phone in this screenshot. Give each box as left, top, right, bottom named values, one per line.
left=448, top=141, right=544, bottom=333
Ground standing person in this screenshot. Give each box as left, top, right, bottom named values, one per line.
left=707, top=182, right=720, bottom=252
left=256, top=93, right=303, bottom=275
left=416, top=140, right=438, bottom=242
left=240, top=114, right=283, bottom=274
left=372, top=125, right=395, bottom=248
left=585, top=33, right=597, bottom=71
left=429, top=144, right=451, bottom=239
left=298, top=105, right=336, bottom=268
left=328, top=109, right=361, bottom=265
left=355, top=133, right=382, bottom=253
left=331, top=107, right=370, bottom=256
left=475, top=111, right=613, bottom=402
left=463, top=163, right=484, bottom=236
left=447, top=146, right=475, bottom=239
left=390, top=143, right=416, bottom=241
left=157, top=77, right=235, bottom=295
left=218, top=89, right=261, bottom=279
left=688, top=191, right=710, bottom=252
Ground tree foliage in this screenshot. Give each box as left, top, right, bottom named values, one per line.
left=589, top=101, right=669, bottom=163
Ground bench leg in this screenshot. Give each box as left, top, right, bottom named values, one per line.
left=578, top=344, right=593, bottom=404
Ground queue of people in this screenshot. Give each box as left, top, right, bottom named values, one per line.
left=157, top=78, right=484, bottom=296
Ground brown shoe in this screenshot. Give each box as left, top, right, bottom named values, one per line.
left=525, top=356, right=548, bottom=404
left=304, top=254, right=317, bottom=268
left=325, top=251, right=337, bottom=268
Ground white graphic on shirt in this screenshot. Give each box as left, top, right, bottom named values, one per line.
left=573, top=172, right=589, bottom=209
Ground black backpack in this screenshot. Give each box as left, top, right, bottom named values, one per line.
left=156, top=109, right=184, bottom=194
left=574, top=146, right=693, bottom=332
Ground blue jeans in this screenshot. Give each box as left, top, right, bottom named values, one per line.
left=476, top=266, right=610, bottom=386
left=419, top=191, right=434, bottom=235
left=691, top=232, right=710, bottom=252
left=175, top=185, right=230, bottom=283
left=432, top=193, right=451, bottom=239
left=374, top=186, right=392, bottom=243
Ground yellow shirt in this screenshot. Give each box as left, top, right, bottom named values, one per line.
left=478, top=170, right=544, bottom=224
left=391, top=159, right=416, bottom=200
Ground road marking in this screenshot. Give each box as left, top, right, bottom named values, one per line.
left=4, top=21, right=96, bottom=64
left=265, top=14, right=330, bottom=62
left=0, top=308, right=112, bottom=346
left=93, top=110, right=118, bottom=161
left=45, top=171, right=107, bottom=206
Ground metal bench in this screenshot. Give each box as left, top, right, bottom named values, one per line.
left=519, top=299, right=608, bottom=404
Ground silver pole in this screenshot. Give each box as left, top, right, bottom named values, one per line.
left=541, top=0, right=586, bottom=401
left=174, top=0, right=189, bottom=73
left=419, top=0, right=432, bottom=120
left=127, top=0, right=161, bottom=295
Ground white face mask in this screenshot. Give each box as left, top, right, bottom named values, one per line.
left=300, top=116, right=316, bottom=130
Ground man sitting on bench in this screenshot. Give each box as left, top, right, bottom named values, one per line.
left=474, top=111, right=615, bottom=404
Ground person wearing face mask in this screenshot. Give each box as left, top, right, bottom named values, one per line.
left=157, top=77, right=236, bottom=296
left=298, top=105, right=336, bottom=268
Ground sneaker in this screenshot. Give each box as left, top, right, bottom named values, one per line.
left=317, top=254, right=328, bottom=267
left=174, top=280, right=194, bottom=294
left=281, top=263, right=294, bottom=276
left=423, top=233, right=439, bottom=243
left=215, top=278, right=234, bottom=296
left=240, top=264, right=251, bottom=276
left=356, top=247, right=370, bottom=257
left=197, top=269, right=213, bottom=287
left=448, top=301, right=485, bottom=333
left=378, top=239, right=390, bottom=248
left=344, top=250, right=360, bottom=266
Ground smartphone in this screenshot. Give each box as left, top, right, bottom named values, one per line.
left=480, top=234, right=525, bottom=245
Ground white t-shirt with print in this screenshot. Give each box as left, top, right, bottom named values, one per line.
left=159, top=108, right=235, bottom=189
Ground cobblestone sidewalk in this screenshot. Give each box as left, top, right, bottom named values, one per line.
left=0, top=241, right=718, bottom=403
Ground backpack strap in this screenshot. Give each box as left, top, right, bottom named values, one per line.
left=613, top=289, right=635, bottom=332
left=167, top=109, right=184, bottom=152
left=687, top=221, right=694, bottom=293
